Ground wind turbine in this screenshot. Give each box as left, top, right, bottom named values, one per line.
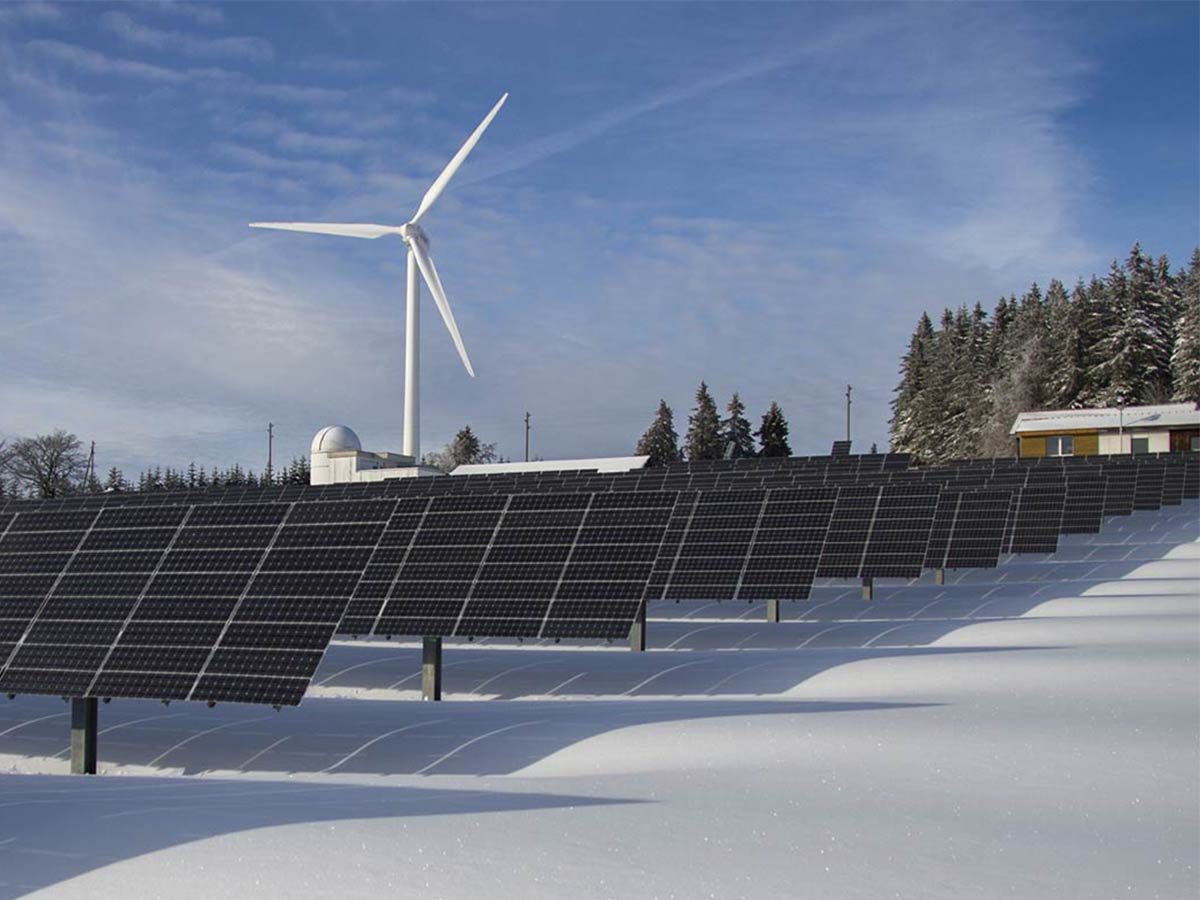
left=250, top=93, right=508, bottom=460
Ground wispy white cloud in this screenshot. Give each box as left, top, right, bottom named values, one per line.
left=27, top=38, right=184, bottom=82
left=99, top=10, right=273, bottom=63
left=136, top=1, right=225, bottom=28
left=0, top=1, right=62, bottom=26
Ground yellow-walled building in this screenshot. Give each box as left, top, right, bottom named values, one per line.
left=1010, top=403, right=1200, bottom=458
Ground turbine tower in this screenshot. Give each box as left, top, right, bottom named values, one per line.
left=250, top=93, right=508, bottom=460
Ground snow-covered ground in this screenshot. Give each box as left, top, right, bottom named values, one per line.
left=1, top=502, right=1196, bottom=899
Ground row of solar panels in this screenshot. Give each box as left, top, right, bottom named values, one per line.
left=0, top=452, right=1195, bottom=708
left=0, top=450, right=1191, bottom=510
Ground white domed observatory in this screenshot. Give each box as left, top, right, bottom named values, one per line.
left=309, top=424, right=440, bottom=485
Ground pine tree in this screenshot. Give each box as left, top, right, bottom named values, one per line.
left=635, top=400, right=682, bottom=466
left=684, top=381, right=723, bottom=461
left=755, top=402, right=791, bottom=457
left=720, top=392, right=756, bottom=459
left=104, top=466, right=125, bottom=492
left=1091, top=257, right=1155, bottom=405
left=1044, top=279, right=1083, bottom=408
left=1126, top=243, right=1175, bottom=400
left=889, top=312, right=935, bottom=456
left=1171, top=249, right=1200, bottom=402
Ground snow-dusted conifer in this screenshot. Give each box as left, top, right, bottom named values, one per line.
left=1171, top=249, right=1200, bottom=402
left=720, top=392, right=756, bottom=459
left=635, top=400, right=682, bottom=467
left=755, top=402, right=791, bottom=457
left=684, top=381, right=724, bottom=461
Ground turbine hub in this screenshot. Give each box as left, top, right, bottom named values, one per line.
left=400, top=222, right=429, bottom=246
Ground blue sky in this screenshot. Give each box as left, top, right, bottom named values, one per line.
left=0, top=1, right=1196, bottom=476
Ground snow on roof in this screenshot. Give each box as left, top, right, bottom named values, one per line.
left=1010, top=402, right=1200, bottom=434
left=451, top=456, right=650, bottom=476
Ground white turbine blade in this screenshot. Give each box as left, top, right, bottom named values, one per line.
left=249, top=222, right=402, bottom=239
left=409, top=240, right=475, bottom=377
left=410, top=93, right=508, bottom=225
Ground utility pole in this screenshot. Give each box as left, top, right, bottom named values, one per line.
left=845, top=385, right=852, bottom=442
left=524, top=411, right=531, bottom=462
left=267, top=422, right=274, bottom=484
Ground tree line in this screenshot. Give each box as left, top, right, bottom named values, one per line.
left=890, top=243, right=1200, bottom=464
left=0, top=424, right=505, bottom=499
left=0, top=430, right=312, bottom=500
left=634, top=383, right=804, bottom=466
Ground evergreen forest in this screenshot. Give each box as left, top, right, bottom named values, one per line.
left=890, top=244, right=1200, bottom=464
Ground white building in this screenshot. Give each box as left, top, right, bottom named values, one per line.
left=309, top=425, right=442, bottom=484
left=1010, top=402, right=1200, bottom=457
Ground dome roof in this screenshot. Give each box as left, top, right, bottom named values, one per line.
left=311, top=425, right=362, bottom=454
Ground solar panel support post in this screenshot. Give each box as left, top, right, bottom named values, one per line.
left=766, top=598, right=780, bottom=623
left=70, top=697, right=97, bottom=775
left=861, top=577, right=874, bottom=601
left=629, top=602, right=647, bottom=652
left=421, top=637, right=442, bottom=701
left=934, top=568, right=945, bottom=586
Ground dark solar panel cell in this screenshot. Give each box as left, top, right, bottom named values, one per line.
left=0, top=553, right=73, bottom=574
left=90, top=672, right=195, bottom=700
left=104, top=645, right=211, bottom=673
left=173, top=527, right=277, bottom=549
left=8, top=511, right=99, bottom=532
left=191, top=674, right=308, bottom=706
left=119, top=621, right=225, bottom=646
left=2, top=531, right=89, bottom=552
left=188, top=505, right=289, bottom=527
left=0, top=668, right=95, bottom=695
left=97, top=507, right=189, bottom=529
left=207, top=648, right=323, bottom=678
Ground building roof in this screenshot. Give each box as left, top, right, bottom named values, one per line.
left=451, top=456, right=650, bottom=476
left=1010, top=402, right=1200, bottom=435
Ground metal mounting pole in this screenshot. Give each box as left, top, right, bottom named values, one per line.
left=861, top=576, right=874, bottom=601
left=524, top=411, right=531, bottom=462
left=629, top=601, right=647, bottom=652
left=845, top=384, right=852, bottom=442
left=421, top=636, right=442, bottom=701
left=766, top=598, right=781, bottom=623
left=70, top=697, right=97, bottom=775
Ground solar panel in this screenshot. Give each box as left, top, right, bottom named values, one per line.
left=1101, top=467, right=1137, bottom=516
left=830, top=440, right=851, bottom=457
left=1160, top=462, right=1185, bottom=505
left=0, top=500, right=391, bottom=706
left=1004, top=481, right=1066, bottom=554
left=925, top=489, right=1012, bottom=570
left=359, top=491, right=679, bottom=641
left=647, top=487, right=839, bottom=603
left=816, top=485, right=939, bottom=579
left=1133, top=461, right=1165, bottom=510
left=1061, top=474, right=1106, bottom=533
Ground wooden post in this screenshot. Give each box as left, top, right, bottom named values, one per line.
left=766, top=598, right=780, bottom=623
left=861, top=576, right=874, bottom=601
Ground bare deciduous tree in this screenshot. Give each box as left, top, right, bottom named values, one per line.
left=1, top=431, right=87, bottom=498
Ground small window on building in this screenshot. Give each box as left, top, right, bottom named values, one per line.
left=1130, top=437, right=1149, bottom=455
left=1191, top=436, right=1199, bottom=452
left=1046, top=435, right=1074, bottom=457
